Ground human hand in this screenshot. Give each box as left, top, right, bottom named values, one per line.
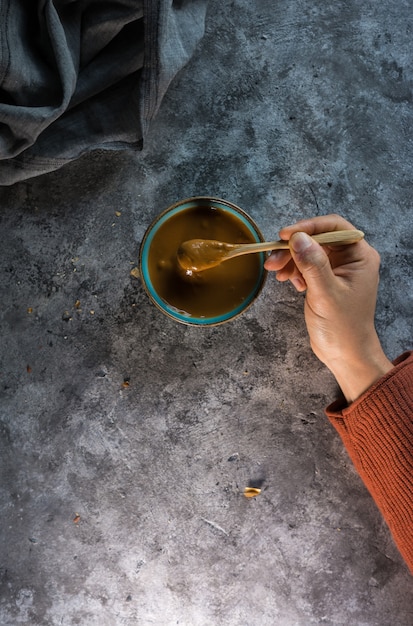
left=264, top=214, right=393, bottom=403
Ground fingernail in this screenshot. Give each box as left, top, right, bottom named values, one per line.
left=291, top=232, right=312, bottom=253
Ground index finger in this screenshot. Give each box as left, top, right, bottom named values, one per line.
left=279, top=214, right=357, bottom=240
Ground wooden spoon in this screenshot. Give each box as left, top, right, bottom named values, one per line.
left=177, top=229, right=365, bottom=273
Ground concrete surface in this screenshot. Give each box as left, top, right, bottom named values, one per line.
left=1, top=1, right=413, bottom=625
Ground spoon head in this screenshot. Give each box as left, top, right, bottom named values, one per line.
left=177, top=239, right=235, bottom=273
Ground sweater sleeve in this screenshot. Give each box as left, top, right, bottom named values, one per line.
left=326, top=351, right=413, bottom=574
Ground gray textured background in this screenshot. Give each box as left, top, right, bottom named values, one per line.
left=1, top=1, right=412, bottom=624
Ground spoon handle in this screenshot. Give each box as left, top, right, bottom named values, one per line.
left=227, top=229, right=365, bottom=258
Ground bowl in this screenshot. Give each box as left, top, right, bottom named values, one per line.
left=139, top=196, right=267, bottom=326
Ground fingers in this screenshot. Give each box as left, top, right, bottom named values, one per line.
left=279, top=214, right=356, bottom=240
left=264, top=254, right=307, bottom=292
left=275, top=257, right=305, bottom=285
left=264, top=249, right=290, bottom=270
left=264, top=214, right=367, bottom=293
left=265, top=215, right=358, bottom=270
left=289, top=232, right=336, bottom=296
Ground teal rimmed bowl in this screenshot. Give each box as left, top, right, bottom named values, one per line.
left=139, top=197, right=267, bottom=326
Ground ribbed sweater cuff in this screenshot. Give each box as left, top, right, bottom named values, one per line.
left=326, top=351, right=413, bottom=574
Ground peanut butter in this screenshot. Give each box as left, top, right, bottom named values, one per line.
left=146, top=205, right=264, bottom=319
left=177, top=239, right=239, bottom=273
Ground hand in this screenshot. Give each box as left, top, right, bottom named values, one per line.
left=264, top=214, right=393, bottom=403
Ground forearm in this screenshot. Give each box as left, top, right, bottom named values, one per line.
left=326, top=351, right=413, bottom=574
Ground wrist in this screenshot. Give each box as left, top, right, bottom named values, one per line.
left=327, top=350, right=393, bottom=404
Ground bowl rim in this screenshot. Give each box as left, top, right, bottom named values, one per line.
left=139, top=196, right=267, bottom=326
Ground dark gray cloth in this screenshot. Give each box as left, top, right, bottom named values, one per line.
left=0, top=0, right=208, bottom=185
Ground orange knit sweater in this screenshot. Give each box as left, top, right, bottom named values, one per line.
left=326, top=351, right=413, bottom=574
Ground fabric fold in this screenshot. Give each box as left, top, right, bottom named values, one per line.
left=0, top=0, right=209, bottom=185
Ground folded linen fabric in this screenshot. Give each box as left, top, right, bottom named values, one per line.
left=0, top=0, right=208, bottom=185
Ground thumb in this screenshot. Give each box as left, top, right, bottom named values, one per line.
left=289, top=232, right=335, bottom=293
